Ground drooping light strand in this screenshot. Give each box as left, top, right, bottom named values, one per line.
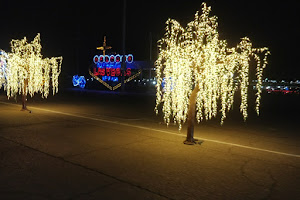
left=5, top=33, right=63, bottom=99
left=155, top=3, right=270, bottom=129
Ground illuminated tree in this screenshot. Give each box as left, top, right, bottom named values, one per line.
left=155, top=3, right=270, bottom=144
left=5, top=33, right=62, bottom=111
left=0, top=50, right=8, bottom=88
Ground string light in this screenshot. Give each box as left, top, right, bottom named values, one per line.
left=5, top=33, right=63, bottom=99
left=155, top=3, right=270, bottom=129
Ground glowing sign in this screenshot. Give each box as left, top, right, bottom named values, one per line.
left=89, top=37, right=140, bottom=90
left=91, top=54, right=133, bottom=86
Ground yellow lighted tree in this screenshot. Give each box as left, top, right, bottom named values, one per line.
left=5, top=33, right=62, bottom=111
left=155, top=3, right=270, bottom=144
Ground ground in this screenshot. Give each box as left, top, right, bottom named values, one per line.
left=0, top=88, right=299, bottom=200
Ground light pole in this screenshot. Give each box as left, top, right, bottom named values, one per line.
left=121, top=0, right=126, bottom=91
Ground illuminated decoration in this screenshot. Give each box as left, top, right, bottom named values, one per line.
left=96, top=36, right=112, bottom=55
left=5, top=33, right=62, bottom=110
left=0, top=50, right=8, bottom=88
left=155, top=3, right=270, bottom=143
left=90, top=36, right=140, bottom=90
left=73, top=75, right=86, bottom=88
left=93, top=54, right=134, bottom=65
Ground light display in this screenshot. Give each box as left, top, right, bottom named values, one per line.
left=72, top=75, right=86, bottom=88
left=90, top=37, right=140, bottom=90
left=5, top=33, right=62, bottom=110
left=92, top=54, right=133, bottom=80
left=155, top=3, right=270, bottom=143
left=90, top=54, right=135, bottom=89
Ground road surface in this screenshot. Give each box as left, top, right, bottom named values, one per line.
left=0, top=89, right=299, bottom=199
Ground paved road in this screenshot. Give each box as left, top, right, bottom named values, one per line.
left=0, top=91, right=300, bottom=199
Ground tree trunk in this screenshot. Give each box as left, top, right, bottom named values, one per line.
left=21, top=93, right=27, bottom=110
left=184, top=85, right=200, bottom=145
left=21, top=79, right=31, bottom=112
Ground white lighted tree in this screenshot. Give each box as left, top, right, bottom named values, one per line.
left=5, top=33, right=62, bottom=111
left=155, top=3, right=270, bottom=144
left=0, top=50, right=8, bottom=88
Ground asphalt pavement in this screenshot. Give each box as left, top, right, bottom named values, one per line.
left=0, top=89, right=300, bottom=200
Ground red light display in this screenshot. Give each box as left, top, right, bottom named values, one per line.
left=115, top=55, right=121, bottom=63
left=116, top=68, right=121, bottom=76
left=105, top=56, right=109, bottom=63
left=127, top=55, right=133, bottom=63
left=93, top=67, right=131, bottom=77
left=100, top=68, right=105, bottom=76
left=110, top=55, right=115, bottom=62
left=126, top=68, right=131, bottom=76
left=99, top=56, right=104, bottom=62
left=111, top=68, right=116, bottom=76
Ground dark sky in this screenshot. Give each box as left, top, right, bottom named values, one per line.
left=1, top=0, right=299, bottom=79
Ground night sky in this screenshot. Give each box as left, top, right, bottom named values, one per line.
left=1, top=0, right=299, bottom=79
